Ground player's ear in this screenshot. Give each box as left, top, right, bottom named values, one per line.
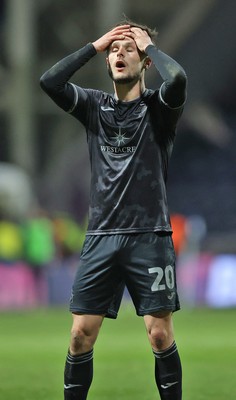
left=144, top=57, right=152, bottom=70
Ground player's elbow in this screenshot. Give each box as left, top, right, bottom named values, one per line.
left=39, top=71, right=54, bottom=94
left=173, top=70, right=187, bottom=92
left=168, top=71, right=187, bottom=107
left=163, top=71, right=187, bottom=108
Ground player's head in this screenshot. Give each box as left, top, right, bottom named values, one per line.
left=115, top=17, right=158, bottom=45
left=106, top=17, right=157, bottom=85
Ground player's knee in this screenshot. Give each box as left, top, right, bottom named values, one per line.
left=70, top=325, right=86, bottom=343
left=148, top=325, right=169, bottom=350
left=70, top=325, right=93, bottom=354
left=69, top=314, right=104, bottom=355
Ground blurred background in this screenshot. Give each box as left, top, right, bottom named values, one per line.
left=0, top=0, right=236, bottom=310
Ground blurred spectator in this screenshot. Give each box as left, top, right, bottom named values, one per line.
left=0, top=162, right=36, bottom=219
left=52, top=214, right=86, bottom=259
left=171, top=213, right=188, bottom=256
left=22, top=210, right=55, bottom=268
left=0, top=219, right=23, bottom=261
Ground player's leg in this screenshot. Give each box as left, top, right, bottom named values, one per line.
left=123, top=232, right=182, bottom=399
left=144, top=312, right=182, bottom=400
left=64, top=313, right=104, bottom=400
left=64, top=235, right=124, bottom=400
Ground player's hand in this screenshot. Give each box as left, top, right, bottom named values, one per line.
left=92, top=25, right=131, bottom=52
left=125, top=27, right=154, bottom=53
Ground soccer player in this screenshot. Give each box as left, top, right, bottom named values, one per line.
left=40, top=18, right=187, bottom=400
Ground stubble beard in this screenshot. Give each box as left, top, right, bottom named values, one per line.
left=107, top=65, right=140, bottom=85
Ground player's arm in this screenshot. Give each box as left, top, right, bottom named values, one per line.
left=40, top=44, right=96, bottom=111
left=145, top=45, right=187, bottom=109
left=126, top=27, right=187, bottom=109
left=40, top=25, right=131, bottom=111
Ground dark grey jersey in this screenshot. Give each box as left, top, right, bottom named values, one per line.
left=40, top=42, right=187, bottom=235
left=69, top=86, right=183, bottom=234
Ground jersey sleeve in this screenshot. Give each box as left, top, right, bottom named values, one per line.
left=68, top=86, right=101, bottom=127
left=39, top=43, right=97, bottom=112
left=145, top=45, right=187, bottom=109
left=145, top=45, right=187, bottom=133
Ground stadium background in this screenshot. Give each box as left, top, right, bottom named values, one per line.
left=0, top=0, right=236, bottom=310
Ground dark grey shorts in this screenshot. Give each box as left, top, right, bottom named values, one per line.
left=70, top=232, right=180, bottom=318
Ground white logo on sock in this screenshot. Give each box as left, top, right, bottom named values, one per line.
left=161, top=381, right=179, bottom=389
left=64, top=384, right=83, bottom=389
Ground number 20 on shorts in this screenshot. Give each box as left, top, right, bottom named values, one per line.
left=148, top=265, right=175, bottom=291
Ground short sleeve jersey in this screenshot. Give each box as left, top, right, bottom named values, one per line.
left=69, top=85, right=183, bottom=235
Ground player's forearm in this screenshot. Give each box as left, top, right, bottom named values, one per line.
left=40, top=43, right=96, bottom=97
left=145, top=45, right=187, bottom=108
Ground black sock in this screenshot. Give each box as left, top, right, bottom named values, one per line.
left=153, top=342, right=182, bottom=400
left=64, top=349, right=93, bottom=400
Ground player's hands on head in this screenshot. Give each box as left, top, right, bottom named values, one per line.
left=125, top=27, right=154, bottom=53
left=92, top=25, right=131, bottom=52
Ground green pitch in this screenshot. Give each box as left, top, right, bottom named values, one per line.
left=0, top=304, right=236, bottom=400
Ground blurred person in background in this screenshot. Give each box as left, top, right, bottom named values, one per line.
left=40, top=17, right=187, bottom=400
left=170, top=213, right=188, bottom=258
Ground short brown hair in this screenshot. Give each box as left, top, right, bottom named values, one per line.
left=115, top=16, right=158, bottom=45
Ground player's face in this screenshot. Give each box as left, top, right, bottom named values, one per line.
left=106, top=38, right=146, bottom=84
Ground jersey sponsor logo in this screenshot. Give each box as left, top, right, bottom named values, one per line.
left=100, top=145, right=136, bottom=154
left=101, top=127, right=136, bottom=154
left=111, top=130, right=130, bottom=146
